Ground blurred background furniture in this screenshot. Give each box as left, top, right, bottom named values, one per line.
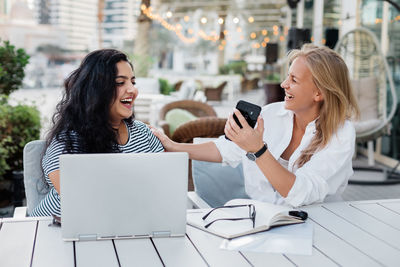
left=158, top=100, right=217, bottom=138
left=173, top=80, right=183, bottom=91
left=204, top=81, right=227, bottom=101
left=264, top=82, right=285, bottom=104
left=335, top=27, right=398, bottom=184
left=133, top=93, right=177, bottom=125
left=241, top=77, right=260, bottom=92
left=171, top=117, right=227, bottom=191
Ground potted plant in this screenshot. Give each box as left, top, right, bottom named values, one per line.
left=264, top=72, right=284, bottom=104
left=0, top=40, right=41, bottom=209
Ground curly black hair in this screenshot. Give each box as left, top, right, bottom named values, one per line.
left=46, top=49, right=134, bottom=153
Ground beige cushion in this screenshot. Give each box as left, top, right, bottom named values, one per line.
left=352, top=76, right=378, bottom=121
left=354, top=119, right=381, bottom=134
left=165, top=108, right=197, bottom=134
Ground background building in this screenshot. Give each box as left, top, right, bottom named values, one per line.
left=102, top=0, right=141, bottom=49
left=34, top=0, right=98, bottom=51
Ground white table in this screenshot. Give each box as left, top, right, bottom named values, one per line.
left=1, top=199, right=400, bottom=266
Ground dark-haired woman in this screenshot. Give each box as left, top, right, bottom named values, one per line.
left=30, top=49, right=163, bottom=217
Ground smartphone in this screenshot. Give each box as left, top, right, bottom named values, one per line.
left=225, top=100, right=261, bottom=140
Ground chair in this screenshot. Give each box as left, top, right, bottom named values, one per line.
left=171, top=117, right=227, bottom=143
left=204, top=81, right=227, bottom=101
left=158, top=100, right=217, bottom=138
left=170, top=117, right=227, bottom=191
left=191, top=137, right=249, bottom=208
left=20, top=140, right=49, bottom=216
left=173, top=80, right=183, bottom=91
left=241, top=77, right=260, bottom=92
left=335, top=27, right=398, bottom=183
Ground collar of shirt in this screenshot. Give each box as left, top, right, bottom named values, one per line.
left=265, top=104, right=317, bottom=172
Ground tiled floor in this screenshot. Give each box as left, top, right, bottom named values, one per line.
left=343, top=157, right=400, bottom=201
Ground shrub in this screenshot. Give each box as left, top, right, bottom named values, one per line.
left=219, top=61, right=247, bottom=76
left=0, top=41, right=40, bottom=180
left=266, top=72, right=281, bottom=83
left=0, top=40, right=30, bottom=96
left=158, top=78, right=174, bottom=95
left=0, top=97, right=41, bottom=178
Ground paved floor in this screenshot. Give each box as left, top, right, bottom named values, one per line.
left=343, top=157, right=400, bottom=201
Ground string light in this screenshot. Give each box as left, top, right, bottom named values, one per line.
left=140, top=4, right=289, bottom=47
left=140, top=5, right=220, bottom=44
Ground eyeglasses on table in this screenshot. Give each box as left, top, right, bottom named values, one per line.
left=202, top=204, right=256, bottom=229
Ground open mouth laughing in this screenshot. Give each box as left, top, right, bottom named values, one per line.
left=285, top=92, right=294, bottom=100
left=120, top=97, right=133, bottom=109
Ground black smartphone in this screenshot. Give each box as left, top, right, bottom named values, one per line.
left=225, top=100, right=261, bottom=140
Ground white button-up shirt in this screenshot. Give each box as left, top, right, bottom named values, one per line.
left=214, top=102, right=356, bottom=207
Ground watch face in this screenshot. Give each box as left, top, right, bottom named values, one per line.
left=246, top=152, right=257, bottom=161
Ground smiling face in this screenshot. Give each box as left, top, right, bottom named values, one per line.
left=109, top=61, right=138, bottom=126
left=280, top=56, right=323, bottom=117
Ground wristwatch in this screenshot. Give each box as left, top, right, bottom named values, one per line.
left=246, top=143, right=268, bottom=161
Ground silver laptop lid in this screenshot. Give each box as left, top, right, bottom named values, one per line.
left=60, top=152, right=188, bottom=241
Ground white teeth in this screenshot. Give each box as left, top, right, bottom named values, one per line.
left=121, top=98, right=132, bottom=103
left=285, top=93, right=294, bottom=99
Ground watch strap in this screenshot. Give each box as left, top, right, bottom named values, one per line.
left=254, top=143, right=268, bottom=158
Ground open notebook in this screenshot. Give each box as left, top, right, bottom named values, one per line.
left=187, top=199, right=305, bottom=239
left=60, top=152, right=188, bottom=241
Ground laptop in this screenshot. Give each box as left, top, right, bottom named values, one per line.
left=59, top=152, right=188, bottom=241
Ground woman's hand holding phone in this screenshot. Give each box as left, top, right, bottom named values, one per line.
left=225, top=107, right=265, bottom=153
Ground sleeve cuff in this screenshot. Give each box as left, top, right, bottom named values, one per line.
left=213, top=136, right=243, bottom=168
left=284, top=170, right=329, bottom=207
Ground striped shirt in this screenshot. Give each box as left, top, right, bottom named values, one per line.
left=30, top=120, right=164, bottom=217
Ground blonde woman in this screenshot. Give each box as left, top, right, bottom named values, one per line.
left=152, top=44, right=359, bottom=207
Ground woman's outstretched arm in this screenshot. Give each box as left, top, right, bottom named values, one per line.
left=150, top=126, right=222, bottom=162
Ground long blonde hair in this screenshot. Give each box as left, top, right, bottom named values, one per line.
left=288, top=44, right=360, bottom=167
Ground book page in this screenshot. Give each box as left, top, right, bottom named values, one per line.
left=225, top=199, right=294, bottom=226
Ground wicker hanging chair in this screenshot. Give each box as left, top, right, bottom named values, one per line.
left=335, top=27, right=398, bottom=184
left=335, top=27, right=397, bottom=142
